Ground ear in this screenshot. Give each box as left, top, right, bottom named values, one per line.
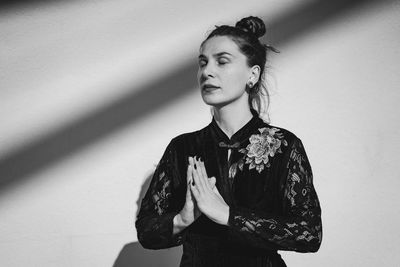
left=249, top=65, right=261, bottom=84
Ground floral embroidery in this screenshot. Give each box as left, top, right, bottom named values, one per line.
left=229, top=127, right=288, bottom=178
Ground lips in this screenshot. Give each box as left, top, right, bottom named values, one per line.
left=202, top=84, right=220, bottom=91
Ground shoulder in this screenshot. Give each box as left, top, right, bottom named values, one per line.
left=257, top=120, right=310, bottom=158
left=261, top=123, right=312, bottom=165
left=259, top=120, right=299, bottom=144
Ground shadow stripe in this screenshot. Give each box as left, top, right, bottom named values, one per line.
left=0, top=0, right=376, bottom=191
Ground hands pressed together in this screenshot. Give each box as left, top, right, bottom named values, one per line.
left=175, top=156, right=230, bottom=232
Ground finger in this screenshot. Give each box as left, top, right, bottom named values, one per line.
left=192, top=157, right=204, bottom=190
left=198, top=159, right=208, bottom=179
left=186, top=165, right=193, bottom=200
left=187, top=158, right=194, bottom=188
left=194, top=157, right=207, bottom=190
left=191, top=158, right=202, bottom=192
left=193, top=157, right=203, bottom=180
left=189, top=157, right=196, bottom=185
left=190, top=180, right=200, bottom=200
left=186, top=160, right=192, bottom=184
left=198, top=160, right=211, bottom=189
left=188, top=156, right=194, bottom=170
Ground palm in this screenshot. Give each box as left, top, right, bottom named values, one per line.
left=189, top=157, right=229, bottom=225
left=184, top=192, right=201, bottom=220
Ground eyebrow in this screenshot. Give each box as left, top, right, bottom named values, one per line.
left=198, top=52, right=233, bottom=59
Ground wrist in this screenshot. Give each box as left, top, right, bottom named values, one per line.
left=221, top=205, right=230, bottom=226
left=173, top=213, right=185, bottom=235
left=211, top=204, right=230, bottom=226
left=174, top=213, right=190, bottom=229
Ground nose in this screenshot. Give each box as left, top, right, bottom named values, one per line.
left=198, top=62, right=215, bottom=83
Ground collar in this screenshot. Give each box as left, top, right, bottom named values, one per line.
left=209, top=109, right=265, bottom=147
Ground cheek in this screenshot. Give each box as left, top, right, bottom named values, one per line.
left=225, top=68, right=248, bottom=89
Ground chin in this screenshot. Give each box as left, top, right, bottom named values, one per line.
left=201, top=95, right=230, bottom=108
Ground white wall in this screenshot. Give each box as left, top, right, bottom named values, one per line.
left=271, top=1, right=400, bottom=265
left=0, top=0, right=399, bottom=266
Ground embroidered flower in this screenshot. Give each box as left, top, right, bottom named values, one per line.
left=229, top=127, right=287, bottom=178
left=242, top=127, right=288, bottom=173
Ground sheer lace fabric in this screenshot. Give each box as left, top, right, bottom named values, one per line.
left=229, top=138, right=322, bottom=252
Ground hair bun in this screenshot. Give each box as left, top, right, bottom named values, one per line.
left=235, top=16, right=266, bottom=38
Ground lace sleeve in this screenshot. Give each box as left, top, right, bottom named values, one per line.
left=135, top=141, right=185, bottom=249
left=228, top=137, right=322, bottom=252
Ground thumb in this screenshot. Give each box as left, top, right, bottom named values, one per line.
left=212, top=185, right=224, bottom=200
left=186, top=178, right=192, bottom=201
left=209, top=176, right=216, bottom=189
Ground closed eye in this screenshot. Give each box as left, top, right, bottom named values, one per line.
left=198, top=58, right=207, bottom=68
left=217, top=56, right=230, bottom=65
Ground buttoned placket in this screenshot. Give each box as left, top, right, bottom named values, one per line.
left=210, top=113, right=261, bottom=195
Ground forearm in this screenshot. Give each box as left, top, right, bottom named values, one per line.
left=136, top=212, right=184, bottom=249
left=228, top=206, right=322, bottom=252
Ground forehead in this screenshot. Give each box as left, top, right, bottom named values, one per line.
left=199, top=36, right=241, bottom=56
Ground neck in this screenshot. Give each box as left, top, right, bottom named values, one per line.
left=213, top=100, right=254, bottom=139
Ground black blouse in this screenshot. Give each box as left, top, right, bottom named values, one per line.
left=135, top=111, right=322, bottom=267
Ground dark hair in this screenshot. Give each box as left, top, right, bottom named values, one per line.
left=201, top=16, right=278, bottom=120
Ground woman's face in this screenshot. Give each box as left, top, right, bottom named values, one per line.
left=197, top=36, right=253, bottom=108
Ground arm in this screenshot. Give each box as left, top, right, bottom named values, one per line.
left=135, top=141, right=186, bottom=249
left=228, top=137, right=322, bottom=252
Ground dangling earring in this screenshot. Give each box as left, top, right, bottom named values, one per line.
left=248, top=81, right=254, bottom=88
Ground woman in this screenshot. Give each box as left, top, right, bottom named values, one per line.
left=135, top=16, right=322, bottom=267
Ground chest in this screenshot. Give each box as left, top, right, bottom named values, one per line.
left=201, top=144, right=286, bottom=211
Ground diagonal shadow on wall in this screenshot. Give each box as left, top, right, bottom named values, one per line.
left=0, top=0, right=78, bottom=13
left=0, top=63, right=197, bottom=191
left=0, top=0, right=378, bottom=193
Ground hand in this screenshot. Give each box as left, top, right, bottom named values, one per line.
left=189, top=156, right=230, bottom=225
left=177, top=162, right=202, bottom=227
left=176, top=157, right=217, bottom=227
